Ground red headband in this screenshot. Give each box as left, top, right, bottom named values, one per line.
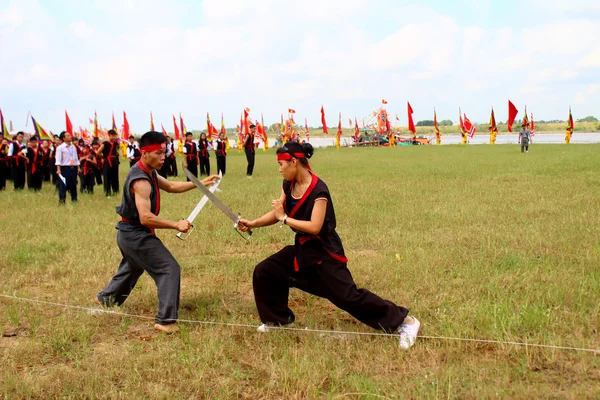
left=141, top=144, right=165, bottom=153
left=277, top=152, right=305, bottom=161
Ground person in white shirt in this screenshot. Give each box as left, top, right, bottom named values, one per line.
left=126, top=135, right=141, bottom=167
left=55, top=131, right=80, bottom=204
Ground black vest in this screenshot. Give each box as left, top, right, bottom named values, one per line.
left=283, top=174, right=346, bottom=270
left=116, top=161, right=160, bottom=233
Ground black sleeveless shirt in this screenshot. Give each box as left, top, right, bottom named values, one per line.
left=116, top=161, right=160, bottom=233
left=283, top=174, right=346, bottom=270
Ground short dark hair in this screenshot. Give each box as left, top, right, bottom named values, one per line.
left=16, top=131, right=24, bottom=137
left=59, top=131, right=69, bottom=140
left=249, top=124, right=256, bottom=128
left=185, top=132, right=193, bottom=137
left=129, top=135, right=135, bottom=140
left=276, top=142, right=314, bottom=168
left=139, top=131, right=167, bottom=149
left=29, top=136, right=38, bottom=142
left=108, top=129, right=118, bottom=136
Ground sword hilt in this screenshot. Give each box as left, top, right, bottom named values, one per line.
left=234, top=214, right=252, bottom=241
left=176, top=225, right=194, bottom=241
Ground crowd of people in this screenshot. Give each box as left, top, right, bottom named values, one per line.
left=0, top=126, right=253, bottom=202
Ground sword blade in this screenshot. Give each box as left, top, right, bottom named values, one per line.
left=183, top=167, right=239, bottom=223
left=186, top=172, right=222, bottom=223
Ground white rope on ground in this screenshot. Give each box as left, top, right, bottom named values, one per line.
left=1, top=293, right=599, bottom=354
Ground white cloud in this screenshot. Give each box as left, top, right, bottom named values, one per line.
left=69, top=21, right=95, bottom=38
left=578, top=48, right=600, bottom=67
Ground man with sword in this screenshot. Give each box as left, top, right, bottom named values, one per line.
left=95, top=131, right=219, bottom=333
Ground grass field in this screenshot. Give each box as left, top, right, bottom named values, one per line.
left=1, top=144, right=600, bottom=399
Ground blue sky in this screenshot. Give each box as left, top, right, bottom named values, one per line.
left=1, top=0, right=599, bottom=133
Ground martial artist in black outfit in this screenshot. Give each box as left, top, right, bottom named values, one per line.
left=96, top=131, right=219, bottom=333
left=198, top=133, right=211, bottom=176
left=80, top=145, right=97, bottom=194
left=9, top=132, right=26, bottom=190
left=0, top=140, right=9, bottom=191
left=215, top=132, right=228, bottom=176
left=24, top=137, right=43, bottom=191
left=244, top=125, right=256, bottom=177
left=99, top=130, right=120, bottom=196
left=239, top=142, right=420, bottom=349
left=39, top=141, right=51, bottom=182
left=183, top=132, right=198, bottom=180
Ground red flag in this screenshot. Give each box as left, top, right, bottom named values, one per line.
left=354, top=117, right=360, bottom=139
left=321, top=106, right=328, bottom=134
left=243, top=108, right=249, bottom=134
left=161, top=123, right=168, bottom=137
left=220, top=113, right=226, bottom=135
left=459, top=108, right=465, bottom=134
left=407, top=102, right=416, bottom=134
left=568, top=106, right=574, bottom=131
left=530, top=113, right=535, bottom=137
left=507, top=100, right=518, bottom=132
left=150, top=111, right=155, bottom=131
left=337, top=113, right=342, bottom=136
left=122, top=111, right=130, bottom=140
left=180, top=113, right=186, bottom=136
left=463, top=114, right=476, bottom=138
left=207, top=112, right=214, bottom=140
left=173, top=115, right=180, bottom=141
left=65, top=110, right=73, bottom=135
left=112, top=111, right=117, bottom=131
left=288, top=108, right=296, bottom=114
left=434, top=108, right=440, bottom=136
left=93, top=111, right=99, bottom=138
left=382, top=99, right=388, bottom=104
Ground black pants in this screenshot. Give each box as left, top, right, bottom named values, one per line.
left=253, top=246, right=409, bottom=332
left=245, top=149, right=255, bottom=176
left=103, top=164, right=119, bottom=196
left=97, top=229, right=181, bottom=325
left=199, top=157, right=210, bottom=176
left=0, top=163, right=7, bottom=190
left=216, top=156, right=226, bottom=176
left=42, top=165, right=51, bottom=182
left=12, top=162, right=26, bottom=190
left=58, top=166, right=78, bottom=203
left=158, top=162, right=169, bottom=179
left=95, top=168, right=103, bottom=185
left=521, top=141, right=529, bottom=153
left=82, top=173, right=95, bottom=194
left=26, top=167, right=42, bottom=191
left=185, top=161, right=198, bottom=181
left=169, top=157, right=178, bottom=177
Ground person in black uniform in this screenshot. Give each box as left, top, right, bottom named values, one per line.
left=198, top=132, right=211, bottom=176
left=80, top=145, right=97, bottom=194
left=24, top=136, right=43, bottom=191
left=239, top=142, right=420, bottom=349
left=0, top=139, right=9, bottom=191
left=95, top=131, right=219, bottom=333
left=97, top=129, right=120, bottom=197
left=50, top=135, right=62, bottom=189
left=215, top=132, right=228, bottom=175
left=9, top=132, right=26, bottom=190
left=127, top=135, right=141, bottom=167
left=39, top=140, right=51, bottom=182
left=167, top=137, right=178, bottom=177
left=91, top=138, right=103, bottom=186
left=183, top=132, right=198, bottom=180
left=244, top=124, right=256, bottom=177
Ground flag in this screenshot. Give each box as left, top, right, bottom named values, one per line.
left=221, top=113, right=226, bottom=135
left=150, top=111, right=155, bottom=131
left=261, top=113, right=268, bottom=150
left=112, top=111, right=117, bottom=131
left=522, top=106, right=529, bottom=128
left=31, top=115, right=52, bottom=141
left=568, top=106, right=574, bottom=133
left=336, top=112, right=342, bottom=149
left=171, top=115, right=179, bottom=141
left=348, top=118, right=353, bottom=127
left=530, top=113, right=535, bottom=136
left=80, top=126, right=91, bottom=142
left=508, top=100, right=518, bottom=132
left=65, top=110, right=73, bottom=135
left=321, top=106, right=328, bottom=134
left=489, top=108, right=498, bottom=134
left=161, top=123, right=168, bottom=137
left=243, top=108, right=249, bottom=134
left=382, top=99, right=388, bottom=104
left=434, top=108, right=440, bottom=136
left=94, top=111, right=99, bottom=138
left=180, top=113, right=187, bottom=137
left=123, top=111, right=130, bottom=140
left=207, top=113, right=214, bottom=140
left=395, top=114, right=399, bottom=121
left=1, top=109, right=10, bottom=140
left=288, top=108, right=296, bottom=114
left=354, top=117, right=360, bottom=140
left=463, top=114, right=476, bottom=138
left=459, top=108, right=466, bottom=134
left=407, top=102, right=416, bottom=135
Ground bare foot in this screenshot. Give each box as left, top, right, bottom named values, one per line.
left=154, top=323, right=179, bottom=333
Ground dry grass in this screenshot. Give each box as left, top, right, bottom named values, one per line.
left=1, top=144, right=600, bottom=398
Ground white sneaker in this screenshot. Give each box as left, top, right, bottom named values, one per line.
left=398, top=316, right=420, bottom=349
left=257, top=322, right=294, bottom=333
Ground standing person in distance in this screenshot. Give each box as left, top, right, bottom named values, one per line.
left=95, top=131, right=219, bottom=333
left=198, top=132, right=211, bottom=176
left=239, top=142, right=420, bottom=349
left=8, top=132, right=27, bottom=190
left=215, top=132, right=228, bottom=176
left=0, top=139, right=10, bottom=191
left=24, top=136, right=43, bottom=191
left=97, top=129, right=120, bottom=197
left=167, top=136, right=178, bottom=177
left=127, top=135, right=141, bottom=167
left=80, top=145, right=97, bottom=194
left=183, top=132, right=199, bottom=180
left=91, top=138, right=103, bottom=187
left=519, top=122, right=531, bottom=153
left=55, top=131, right=80, bottom=204
left=39, top=140, right=51, bottom=182
left=244, top=124, right=256, bottom=178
